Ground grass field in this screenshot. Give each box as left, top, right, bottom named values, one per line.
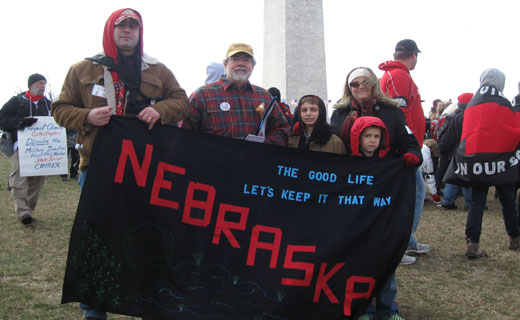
left=0, top=153, right=519, bottom=320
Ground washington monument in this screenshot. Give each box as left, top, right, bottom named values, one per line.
left=263, top=0, right=328, bottom=109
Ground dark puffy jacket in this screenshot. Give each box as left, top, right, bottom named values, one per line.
left=0, top=93, right=52, bottom=142
left=512, top=94, right=520, bottom=107
left=437, top=103, right=467, bottom=157
left=330, top=99, right=421, bottom=159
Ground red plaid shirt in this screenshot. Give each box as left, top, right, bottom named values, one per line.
left=183, top=78, right=289, bottom=145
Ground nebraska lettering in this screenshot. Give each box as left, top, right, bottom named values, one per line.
left=312, top=264, right=375, bottom=316
left=113, top=139, right=375, bottom=316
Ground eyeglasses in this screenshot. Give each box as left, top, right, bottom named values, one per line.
left=115, top=20, right=140, bottom=30
left=350, top=81, right=363, bottom=88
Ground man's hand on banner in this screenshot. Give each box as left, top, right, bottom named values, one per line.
left=138, top=106, right=160, bottom=130
left=403, top=153, right=420, bottom=167
left=19, top=117, right=37, bottom=128
left=86, top=106, right=113, bottom=127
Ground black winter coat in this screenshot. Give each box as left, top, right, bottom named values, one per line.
left=330, top=100, right=421, bottom=159
left=437, top=103, right=466, bottom=158
left=0, top=93, right=52, bottom=142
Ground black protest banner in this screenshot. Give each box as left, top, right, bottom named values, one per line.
left=62, top=116, right=415, bottom=319
left=443, top=86, right=520, bottom=187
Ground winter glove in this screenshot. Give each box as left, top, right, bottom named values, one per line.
left=432, top=194, right=441, bottom=205
left=403, top=153, right=420, bottom=167
left=19, top=117, right=37, bottom=128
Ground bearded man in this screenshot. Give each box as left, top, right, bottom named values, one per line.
left=183, top=42, right=289, bottom=145
left=0, top=73, right=51, bottom=225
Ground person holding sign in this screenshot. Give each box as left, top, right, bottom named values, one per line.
left=331, top=67, right=422, bottom=320
left=52, top=8, right=189, bottom=177
left=330, top=66, right=420, bottom=164
left=51, top=8, right=189, bottom=320
left=349, top=116, right=404, bottom=320
left=287, top=94, right=345, bottom=154
left=333, top=65, right=428, bottom=265
left=0, top=73, right=51, bottom=225
left=182, top=42, right=289, bottom=145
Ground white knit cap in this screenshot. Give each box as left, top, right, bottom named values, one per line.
left=348, top=68, right=371, bottom=88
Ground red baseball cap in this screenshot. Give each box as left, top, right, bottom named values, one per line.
left=115, top=9, right=141, bottom=27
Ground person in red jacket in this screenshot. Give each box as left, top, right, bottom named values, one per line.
left=379, top=40, right=425, bottom=145
left=349, top=116, right=405, bottom=320
left=379, top=39, right=430, bottom=263
left=52, top=8, right=190, bottom=320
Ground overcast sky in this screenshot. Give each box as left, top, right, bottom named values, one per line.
left=2, top=0, right=519, bottom=115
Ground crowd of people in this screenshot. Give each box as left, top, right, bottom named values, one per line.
left=1, top=7, right=519, bottom=320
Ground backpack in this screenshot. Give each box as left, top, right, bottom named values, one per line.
left=436, top=115, right=453, bottom=153
left=431, top=116, right=447, bottom=141
left=0, top=130, right=14, bottom=157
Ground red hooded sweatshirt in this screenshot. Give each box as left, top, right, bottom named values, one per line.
left=103, top=8, right=143, bottom=59
left=350, top=116, right=390, bottom=157
left=103, top=8, right=144, bottom=115
left=379, top=60, right=425, bottom=146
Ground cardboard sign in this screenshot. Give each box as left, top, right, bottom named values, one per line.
left=17, top=116, right=68, bottom=177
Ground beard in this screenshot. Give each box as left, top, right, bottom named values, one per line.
left=229, top=67, right=251, bottom=82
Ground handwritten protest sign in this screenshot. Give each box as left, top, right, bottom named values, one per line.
left=17, top=116, right=68, bottom=177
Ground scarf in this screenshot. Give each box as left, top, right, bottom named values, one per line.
left=25, top=91, right=44, bottom=102
left=115, top=52, right=142, bottom=114
left=339, top=99, right=375, bottom=149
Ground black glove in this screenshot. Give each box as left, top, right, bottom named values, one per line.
left=19, top=117, right=37, bottom=128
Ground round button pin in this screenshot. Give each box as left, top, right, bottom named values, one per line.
left=220, top=102, right=231, bottom=111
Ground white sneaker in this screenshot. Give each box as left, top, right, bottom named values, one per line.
left=406, top=242, right=431, bottom=255
left=400, top=254, right=416, bottom=265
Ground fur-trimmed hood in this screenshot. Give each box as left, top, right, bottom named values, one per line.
left=91, top=51, right=160, bottom=69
